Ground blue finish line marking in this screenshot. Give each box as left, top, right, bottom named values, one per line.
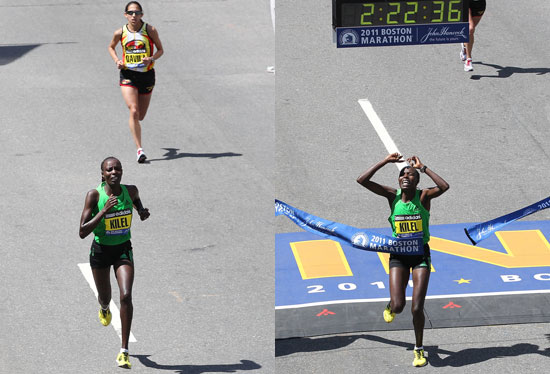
left=276, top=220, right=550, bottom=309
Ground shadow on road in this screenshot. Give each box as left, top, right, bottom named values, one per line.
left=0, top=42, right=76, bottom=66
left=276, top=333, right=550, bottom=367
left=132, top=355, right=261, bottom=373
left=470, top=61, right=550, bottom=80
left=147, top=148, right=243, bottom=162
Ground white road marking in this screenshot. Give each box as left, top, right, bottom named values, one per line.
left=78, top=263, right=137, bottom=343
left=275, top=289, right=550, bottom=310
left=358, top=98, right=408, bottom=170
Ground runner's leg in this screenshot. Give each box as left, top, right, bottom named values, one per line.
left=388, top=266, right=410, bottom=314
left=121, top=86, right=142, bottom=149
left=115, top=260, right=134, bottom=350
left=411, top=267, right=430, bottom=347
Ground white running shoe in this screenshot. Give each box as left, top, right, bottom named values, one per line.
left=137, top=148, right=147, bottom=163
left=464, top=58, right=473, bottom=72
left=460, top=43, right=467, bottom=61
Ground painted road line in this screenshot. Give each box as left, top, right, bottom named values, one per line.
left=290, top=240, right=353, bottom=279
left=358, top=98, right=407, bottom=170
left=275, top=289, right=550, bottom=310
left=78, top=263, right=137, bottom=343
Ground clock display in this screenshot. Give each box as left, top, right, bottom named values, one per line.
left=334, top=0, right=468, bottom=28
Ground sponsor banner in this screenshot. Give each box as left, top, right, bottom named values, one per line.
left=465, top=196, right=550, bottom=245
left=336, top=22, right=468, bottom=48
left=275, top=199, right=423, bottom=255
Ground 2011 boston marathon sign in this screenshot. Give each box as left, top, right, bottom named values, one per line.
left=332, top=0, right=469, bottom=48
left=275, top=200, right=423, bottom=255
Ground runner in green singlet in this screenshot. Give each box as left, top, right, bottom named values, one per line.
left=79, top=157, right=150, bottom=369
left=357, top=153, right=449, bottom=367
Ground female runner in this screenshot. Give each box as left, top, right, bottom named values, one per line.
left=357, top=153, right=449, bottom=367
left=79, top=157, right=150, bottom=368
left=108, top=1, right=164, bottom=163
left=461, top=0, right=486, bottom=71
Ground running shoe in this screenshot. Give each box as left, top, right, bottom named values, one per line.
left=413, top=348, right=428, bottom=367
left=137, top=148, right=147, bottom=163
left=98, top=308, right=112, bottom=327
left=383, top=302, right=395, bottom=323
left=460, top=43, right=467, bottom=61
left=116, top=352, right=132, bottom=369
left=464, top=58, right=473, bottom=72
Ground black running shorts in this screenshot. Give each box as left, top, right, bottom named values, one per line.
left=90, top=240, right=133, bottom=269
left=119, top=68, right=155, bottom=94
left=469, top=0, right=486, bottom=17
left=389, top=244, right=431, bottom=270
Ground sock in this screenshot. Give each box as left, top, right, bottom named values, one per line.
left=415, top=346, right=423, bottom=351
left=120, top=348, right=129, bottom=354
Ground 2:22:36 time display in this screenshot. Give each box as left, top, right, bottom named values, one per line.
left=341, top=0, right=466, bottom=27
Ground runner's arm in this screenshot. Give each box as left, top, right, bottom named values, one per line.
left=108, top=28, right=124, bottom=69
left=407, top=156, right=449, bottom=201
left=79, top=190, right=116, bottom=238
left=357, top=153, right=399, bottom=203
left=143, top=25, right=164, bottom=65
left=127, top=185, right=150, bottom=221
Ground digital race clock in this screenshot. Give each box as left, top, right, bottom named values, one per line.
left=333, top=0, right=470, bottom=48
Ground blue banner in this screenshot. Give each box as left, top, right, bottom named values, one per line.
left=464, top=196, right=550, bottom=245
left=275, top=200, right=423, bottom=255
left=336, top=22, right=468, bottom=48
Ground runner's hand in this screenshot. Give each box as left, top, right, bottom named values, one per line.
left=407, top=155, right=424, bottom=169
left=385, top=152, right=403, bottom=163
left=138, top=208, right=150, bottom=221
left=103, top=194, right=118, bottom=212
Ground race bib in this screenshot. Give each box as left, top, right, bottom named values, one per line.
left=105, top=209, right=132, bottom=235
left=124, top=40, right=148, bottom=67
left=395, top=214, right=423, bottom=238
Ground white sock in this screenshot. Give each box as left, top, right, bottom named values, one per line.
left=415, top=346, right=423, bottom=351
left=120, top=348, right=128, bottom=354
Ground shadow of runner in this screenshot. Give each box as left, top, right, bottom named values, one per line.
left=0, top=44, right=41, bottom=65
left=429, top=343, right=550, bottom=367
left=276, top=334, right=410, bottom=357
left=0, top=42, right=77, bottom=66
left=470, top=61, right=550, bottom=80
left=147, top=148, right=243, bottom=162
left=276, top=333, right=550, bottom=367
left=132, top=355, right=261, bottom=373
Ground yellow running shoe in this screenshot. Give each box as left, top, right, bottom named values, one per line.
left=98, top=308, right=112, bottom=326
left=116, top=352, right=131, bottom=369
left=413, top=348, right=427, bottom=367
left=383, top=303, right=395, bottom=323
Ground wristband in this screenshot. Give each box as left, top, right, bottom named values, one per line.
left=419, top=165, right=427, bottom=173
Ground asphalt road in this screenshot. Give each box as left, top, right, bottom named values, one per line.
left=0, top=0, right=274, bottom=373
left=275, top=0, right=550, bottom=373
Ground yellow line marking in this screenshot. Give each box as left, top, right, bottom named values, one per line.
left=290, top=240, right=353, bottom=280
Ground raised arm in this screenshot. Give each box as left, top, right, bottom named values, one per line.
left=407, top=156, right=449, bottom=207
left=357, top=153, right=401, bottom=204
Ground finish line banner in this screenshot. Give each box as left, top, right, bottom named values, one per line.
left=465, top=196, right=550, bottom=245
left=336, top=23, right=468, bottom=48
left=275, top=199, right=423, bottom=255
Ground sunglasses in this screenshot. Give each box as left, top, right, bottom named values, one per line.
left=126, top=11, right=143, bottom=16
